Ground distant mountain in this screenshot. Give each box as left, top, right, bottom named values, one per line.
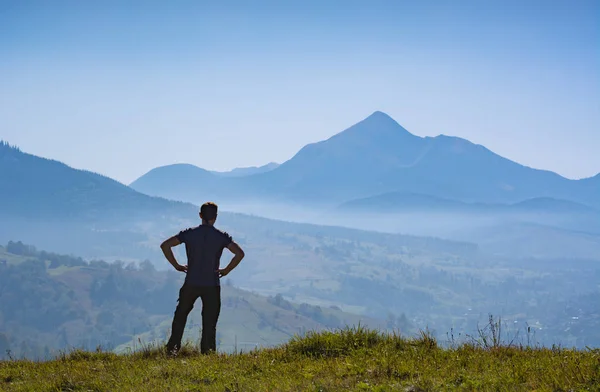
left=0, top=143, right=194, bottom=222
left=129, top=162, right=280, bottom=204
left=129, top=163, right=220, bottom=205
left=265, top=111, right=588, bottom=204
left=211, top=162, right=280, bottom=177
left=130, top=111, right=600, bottom=208
left=332, top=190, right=600, bottom=259
left=337, top=192, right=597, bottom=215
left=511, top=197, right=597, bottom=214
left=337, top=192, right=480, bottom=213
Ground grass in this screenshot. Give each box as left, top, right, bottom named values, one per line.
left=1, top=325, right=599, bottom=391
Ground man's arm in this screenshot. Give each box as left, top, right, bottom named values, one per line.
left=217, top=242, right=245, bottom=278
left=160, top=236, right=187, bottom=273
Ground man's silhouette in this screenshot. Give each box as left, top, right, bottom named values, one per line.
left=160, top=202, right=245, bottom=355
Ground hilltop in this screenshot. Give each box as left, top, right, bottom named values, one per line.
left=1, top=327, right=597, bottom=391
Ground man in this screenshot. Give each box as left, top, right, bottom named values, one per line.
left=160, top=202, right=245, bottom=355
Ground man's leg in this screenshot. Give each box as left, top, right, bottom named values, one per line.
left=200, top=286, right=221, bottom=354
left=166, top=284, right=199, bottom=353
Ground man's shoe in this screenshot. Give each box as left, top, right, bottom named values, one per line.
left=165, top=345, right=179, bottom=358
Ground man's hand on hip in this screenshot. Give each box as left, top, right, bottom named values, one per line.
left=175, top=264, right=188, bottom=273
left=217, top=267, right=231, bottom=278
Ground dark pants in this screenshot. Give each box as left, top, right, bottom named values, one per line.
left=166, top=284, right=221, bottom=354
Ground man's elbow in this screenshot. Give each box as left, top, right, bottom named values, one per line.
left=236, top=248, right=245, bottom=259
left=160, top=241, right=169, bottom=251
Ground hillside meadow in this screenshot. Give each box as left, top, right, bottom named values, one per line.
left=1, top=327, right=598, bottom=391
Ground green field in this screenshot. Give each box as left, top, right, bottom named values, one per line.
left=1, top=327, right=598, bottom=391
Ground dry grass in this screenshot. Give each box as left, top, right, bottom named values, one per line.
left=1, top=325, right=599, bottom=391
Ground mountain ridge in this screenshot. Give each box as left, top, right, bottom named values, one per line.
left=0, top=142, right=195, bottom=221
left=129, top=111, right=599, bottom=208
left=211, top=162, right=280, bottom=177
left=336, top=191, right=598, bottom=215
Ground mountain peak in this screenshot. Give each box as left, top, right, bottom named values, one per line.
left=332, top=111, right=415, bottom=141
left=367, top=110, right=392, bottom=119
left=361, top=111, right=403, bottom=128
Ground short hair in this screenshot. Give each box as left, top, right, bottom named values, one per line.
left=200, top=202, right=218, bottom=221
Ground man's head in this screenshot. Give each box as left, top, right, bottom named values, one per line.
left=200, top=202, right=218, bottom=224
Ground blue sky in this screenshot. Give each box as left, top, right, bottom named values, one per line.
left=1, top=0, right=598, bottom=183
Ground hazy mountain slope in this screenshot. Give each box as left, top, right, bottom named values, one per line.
left=250, top=111, right=427, bottom=200
left=267, top=123, right=571, bottom=204
left=129, top=163, right=221, bottom=203
left=211, top=162, right=280, bottom=177
left=0, top=143, right=195, bottom=221
left=337, top=192, right=482, bottom=213
left=337, top=192, right=597, bottom=215
left=511, top=197, right=597, bottom=214
left=396, top=135, right=569, bottom=203
left=578, top=173, right=600, bottom=197
left=334, top=191, right=600, bottom=257
left=129, top=112, right=599, bottom=207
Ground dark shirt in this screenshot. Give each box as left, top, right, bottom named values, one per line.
left=176, top=224, right=233, bottom=287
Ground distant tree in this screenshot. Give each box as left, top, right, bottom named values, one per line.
left=89, top=259, right=110, bottom=269
left=111, top=260, right=125, bottom=271
left=44, top=251, right=87, bottom=268
left=6, top=241, right=36, bottom=256
left=139, top=260, right=155, bottom=273
left=0, top=141, right=20, bottom=151
left=90, top=274, right=119, bottom=305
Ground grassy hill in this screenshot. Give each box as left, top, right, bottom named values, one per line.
left=1, top=327, right=597, bottom=391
